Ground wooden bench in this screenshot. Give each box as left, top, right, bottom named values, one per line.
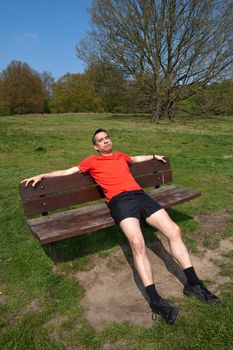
left=19, top=158, right=201, bottom=260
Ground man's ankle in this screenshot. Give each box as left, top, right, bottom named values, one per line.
left=145, top=284, right=162, bottom=305
left=183, top=266, right=201, bottom=286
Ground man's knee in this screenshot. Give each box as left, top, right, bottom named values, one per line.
left=170, top=224, right=182, bottom=241
left=130, top=237, right=146, bottom=255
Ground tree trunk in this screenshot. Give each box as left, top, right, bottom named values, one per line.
left=151, top=92, right=174, bottom=120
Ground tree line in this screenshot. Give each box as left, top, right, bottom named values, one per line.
left=0, top=60, right=233, bottom=117
left=1, top=1, right=232, bottom=119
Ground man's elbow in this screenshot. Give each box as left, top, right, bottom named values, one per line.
left=131, top=156, right=144, bottom=163
left=65, top=166, right=80, bottom=175
left=131, top=156, right=139, bottom=163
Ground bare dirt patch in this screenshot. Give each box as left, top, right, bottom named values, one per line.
left=72, top=209, right=233, bottom=330
left=0, top=292, right=6, bottom=304
left=193, top=210, right=232, bottom=241
left=45, top=314, right=68, bottom=327
left=20, top=298, right=42, bottom=315
left=44, top=314, right=69, bottom=341
left=0, top=293, right=6, bottom=304
left=101, top=339, right=132, bottom=350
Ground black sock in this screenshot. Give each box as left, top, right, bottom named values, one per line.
left=145, top=284, right=162, bottom=305
left=183, top=266, right=201, bottom=286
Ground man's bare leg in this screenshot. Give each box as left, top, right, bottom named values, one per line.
left=119, top=217, right=179, bottom=324
left=119, top=217, right=153, bottom=287
left=145, top=208, right=192, bottom=269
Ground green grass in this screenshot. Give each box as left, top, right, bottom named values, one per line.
left=0, top=113, right=233, bottom=349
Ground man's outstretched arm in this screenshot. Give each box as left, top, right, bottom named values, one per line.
left=21, top=166, right=81, bottom=188
left=131, top=155, right=166, bottom=163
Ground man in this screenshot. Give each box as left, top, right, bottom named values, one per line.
left=23, top=128, right=219, bottom=324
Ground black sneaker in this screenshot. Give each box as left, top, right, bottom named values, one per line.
left=183, top=281, right=220, bottom=304
left=150, top=298, right=179, bottom=325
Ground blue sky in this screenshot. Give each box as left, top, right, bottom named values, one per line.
left=0, top=0, right=92, bottom=80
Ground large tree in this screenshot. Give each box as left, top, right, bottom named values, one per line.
left=0, top=61, right=45, bottom=115
left=76, top=0, right=233, bottom=119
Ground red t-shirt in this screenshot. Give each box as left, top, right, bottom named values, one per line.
left=77, top=151, right=142, bottom=202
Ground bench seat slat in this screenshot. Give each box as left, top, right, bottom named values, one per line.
left=27, top=185, right=201, bottom=244
left=150, top=187, right=201, bottom=207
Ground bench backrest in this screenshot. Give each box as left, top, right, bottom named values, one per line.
left=20, top=158, right=172, bottom=216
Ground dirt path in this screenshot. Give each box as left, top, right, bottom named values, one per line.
left=75, top=211, right=233, bottom=330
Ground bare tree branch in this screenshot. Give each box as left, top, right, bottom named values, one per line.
left=76, top=0, right=233, bottom=119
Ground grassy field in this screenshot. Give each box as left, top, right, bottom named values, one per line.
left=0, top=113, right=233, bottom=349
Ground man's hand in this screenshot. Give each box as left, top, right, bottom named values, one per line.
left=21, top=175, right=43, bottom=188
left=155, top=155, right=166, bottom=163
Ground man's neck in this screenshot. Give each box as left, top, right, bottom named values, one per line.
left=99, top=152, right=113, bottom=156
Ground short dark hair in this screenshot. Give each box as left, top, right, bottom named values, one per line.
left=92, top=128, right=108, bottom=145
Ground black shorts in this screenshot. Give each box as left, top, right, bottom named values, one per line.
left=108, top=190, right=162, bottom=224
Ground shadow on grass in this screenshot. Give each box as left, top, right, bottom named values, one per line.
left=43, top=208, right=192, bottom=262
left=43, top=225, right=125, bottom=262
left=43, top=208, right=189, bottom=279
left=41, top=207, right=190, bottom=306
left=42, top=208, right=192, bottom=261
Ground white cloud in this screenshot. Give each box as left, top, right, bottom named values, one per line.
left=14, top=32, right=38, bottom=41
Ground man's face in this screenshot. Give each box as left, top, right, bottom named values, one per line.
left=93, top=131, right=113, bottom=155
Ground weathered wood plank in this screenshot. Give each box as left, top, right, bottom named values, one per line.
left=20, top=158, right=171, bottom=200
left=150, top=187, right=201, bottom=208
left=27, top=186, right=201, bottom=244
left=130, top=158, right=171, bottom=176
left=20, top=172, right=96, bottom=199
left=22, top=171, right=173, bottom=216
left=22, top=186, right=104, bottom=215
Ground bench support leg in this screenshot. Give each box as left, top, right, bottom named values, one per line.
left=50, top=242, right=57, bottom=261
